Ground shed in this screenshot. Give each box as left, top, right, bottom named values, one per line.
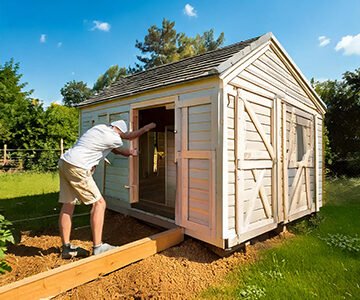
left=78, top=33, right=326, bottom=249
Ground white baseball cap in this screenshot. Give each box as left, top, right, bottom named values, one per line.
left=111, top=120, right=128, bottom=133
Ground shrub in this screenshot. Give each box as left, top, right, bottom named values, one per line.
left=238, top=285, right=266, bottom=299
left=288, top=213, right=325, bottom=235
left=319, top=233, right=360, bottom=253
left=0, top=214, right=15, bottom=274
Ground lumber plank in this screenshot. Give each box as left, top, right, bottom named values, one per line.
left=282, top=102, right=289, bottom=221
left=0, top=228, right=184, bottom=300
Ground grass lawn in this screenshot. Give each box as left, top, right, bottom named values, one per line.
left=0, top=172, right=91, bottom=232
left=200, top=177, right=360, bottom=299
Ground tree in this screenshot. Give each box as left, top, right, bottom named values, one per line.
left=314, top=68, right=360, bottom=175
left=135, top=19, right=225, bottom=70
left=0, top=59, right=81, bottom=171
left=44, top=103, right=79, bottom=148
left=0, top=59, right=39, bottom=150
left=135, top=19, right=179, bottom=69
left=192, top=29, right=225, bottom=55
left=61, top=80, right=93, bottom=107
left=35, top=103, right=79, bottom=171
left=93, top=65, right=127, bottom=92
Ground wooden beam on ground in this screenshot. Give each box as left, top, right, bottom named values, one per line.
left=0, top=227, right=184, bottom=300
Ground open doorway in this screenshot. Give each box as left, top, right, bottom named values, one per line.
left=132, top=105, right=176, bottom=219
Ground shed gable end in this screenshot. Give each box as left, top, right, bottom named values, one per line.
left=229, top=46, right=321, bottom=113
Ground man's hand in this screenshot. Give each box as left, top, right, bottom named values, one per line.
left=129, top=149, right=138, bottom=156
left=144, top=122, right=156, bottom=132
left=112, top=148, right=137, bottom=157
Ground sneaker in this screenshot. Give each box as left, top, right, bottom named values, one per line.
left=61, top=244, right=90, bottom=259
left=93, top=243, right=116, bottom=255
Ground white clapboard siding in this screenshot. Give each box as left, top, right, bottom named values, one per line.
left=237, top=55, right=317, bottom=112
left=249, top=50, right=315, bottom=109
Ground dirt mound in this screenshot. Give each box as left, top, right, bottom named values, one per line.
left=0, top=210, right=291, bottom=299
left=0, top=211, right=160, bottom=286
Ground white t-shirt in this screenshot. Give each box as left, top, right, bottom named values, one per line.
left=61, top=124, right=123, bottom=170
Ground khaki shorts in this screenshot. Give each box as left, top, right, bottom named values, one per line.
left=58, top=159, right=102, bottom=205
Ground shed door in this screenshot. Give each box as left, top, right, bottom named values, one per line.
left=283, top=106, right=315, bottom=221
left=235, top=91, right=278, bottom=235
left=175, top=96, right=216, bottom=239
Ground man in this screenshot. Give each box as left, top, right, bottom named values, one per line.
left=58, top=120, right=156, bottom=258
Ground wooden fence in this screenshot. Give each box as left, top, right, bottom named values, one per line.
left=0, top=139, right=64, bottom=170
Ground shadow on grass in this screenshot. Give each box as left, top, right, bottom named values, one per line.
left=1, top=192, right=63, bottom=221
left=0, top=192, right=92, bottom=256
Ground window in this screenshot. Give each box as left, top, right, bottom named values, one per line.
left=296, top=124, right=305, bottom=161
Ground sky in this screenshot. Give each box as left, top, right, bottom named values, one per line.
left=1, top=0, right=359, bottom=107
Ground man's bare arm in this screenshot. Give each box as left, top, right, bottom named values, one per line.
left=119, top=122, right=156, bottom=140
left=111, top=148, right=137, bottom=157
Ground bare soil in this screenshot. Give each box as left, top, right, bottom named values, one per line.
left=0, top=210, right=292, bottom=299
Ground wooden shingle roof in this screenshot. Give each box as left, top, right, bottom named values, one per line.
left=78, top=35, right=262, bottom=107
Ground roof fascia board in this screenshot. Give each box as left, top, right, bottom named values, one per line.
left=78, top=74, right=218, bottom=109
left=217, top=33, right=273, bottom=77
left=220, top=43, right=270, bottom=86
left=79, top=76, right=220, bottom=111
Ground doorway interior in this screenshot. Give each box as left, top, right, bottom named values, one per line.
left=131, top=105, right=176, bottom=219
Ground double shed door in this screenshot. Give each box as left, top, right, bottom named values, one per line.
left=235, top=90, right=316, bottom=236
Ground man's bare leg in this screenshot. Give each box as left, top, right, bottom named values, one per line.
left=59, top=203, right=75, bottom=245
left=90, top=197, right=106, bottom=246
